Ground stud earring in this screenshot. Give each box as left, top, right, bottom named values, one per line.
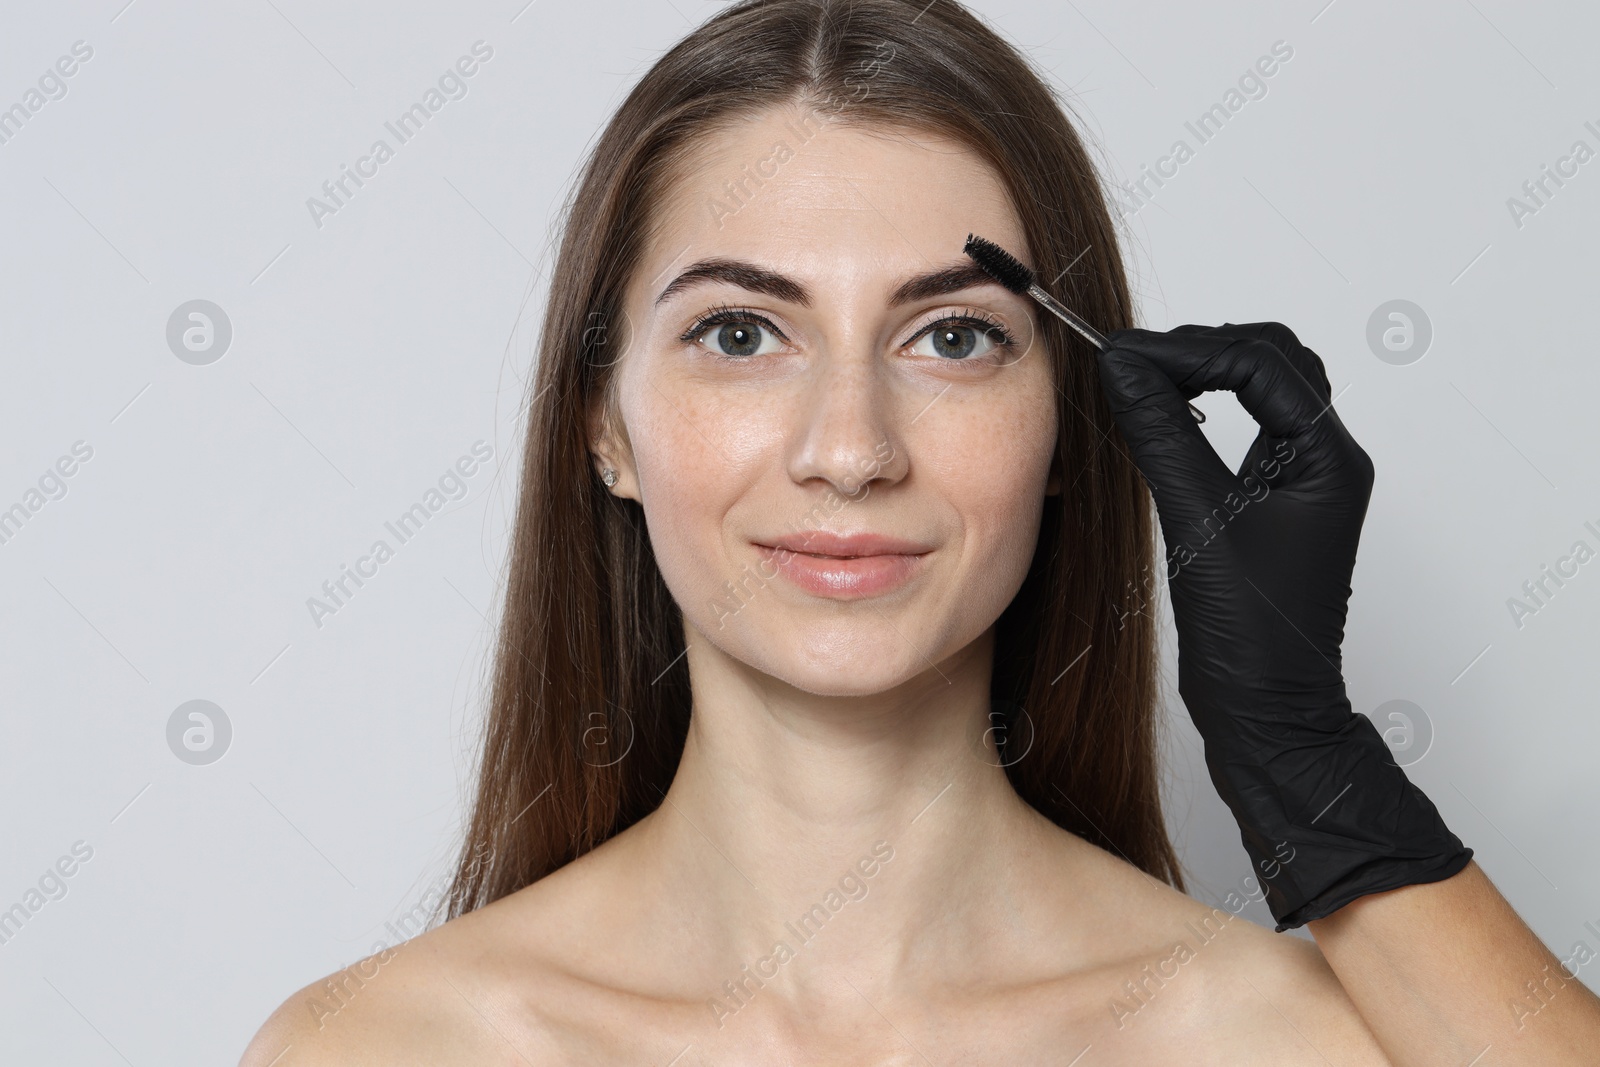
left=600, top=468, right=618, bottom=487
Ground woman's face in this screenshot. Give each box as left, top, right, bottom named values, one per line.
left=602, top=105, right=1059, bottom=697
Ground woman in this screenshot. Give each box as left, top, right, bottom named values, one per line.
left=243, top=1, right=1599, bottom=1062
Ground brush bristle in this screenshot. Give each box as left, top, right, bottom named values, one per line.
left=963, top=233, right=1035, bottom=295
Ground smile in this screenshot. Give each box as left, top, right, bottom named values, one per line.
left=752, top=532, right=933, bottom=599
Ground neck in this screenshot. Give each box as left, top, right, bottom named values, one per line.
left=631, top=624, right=1055, bottom=989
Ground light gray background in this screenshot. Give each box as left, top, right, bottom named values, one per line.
left=2, top=0, right=1596, bottom=1062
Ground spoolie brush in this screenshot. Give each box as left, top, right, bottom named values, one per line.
left=963, top=233, right=1205, bottom=423
left=964, top=234, right=1110, bottom=352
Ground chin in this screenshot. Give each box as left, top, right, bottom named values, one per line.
left=715, top=610, right=951, bottom=697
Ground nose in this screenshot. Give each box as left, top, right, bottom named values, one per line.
left=784, top=354, right=908, bottom=497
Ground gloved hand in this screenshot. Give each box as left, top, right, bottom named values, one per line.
left=1097, top=321, right=1472, bottom=930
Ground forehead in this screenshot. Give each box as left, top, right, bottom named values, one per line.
left=636, top=106, right=1026, bottom=300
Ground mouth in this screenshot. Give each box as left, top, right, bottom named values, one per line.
left=751, top=532, right=933, bottom=599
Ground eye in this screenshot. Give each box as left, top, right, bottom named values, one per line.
left=682, top=308, right=787, bottom=358
left=906, top=314, right=1014, bottom=361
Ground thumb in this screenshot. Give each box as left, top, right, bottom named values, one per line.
left=1096, top=340, right=1235, bottom=530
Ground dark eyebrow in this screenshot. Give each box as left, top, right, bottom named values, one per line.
left=888, top=261, right=1003, bottom=307
left=656, top=258, right=809, bottom=306
left=653, top=257, right=1008, bottom=308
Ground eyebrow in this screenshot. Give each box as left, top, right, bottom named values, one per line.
left=891, top=261, right=1008, bottom=307
left=653, top=257, right=1009, bottom=308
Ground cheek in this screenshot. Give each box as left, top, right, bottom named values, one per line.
left=918, top=378, right=1057, bottom=559
left=619, top=368, right=779, bottom=598
left=912, top=388, right=1057, bottom=623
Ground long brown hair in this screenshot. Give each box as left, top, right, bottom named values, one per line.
left=444, top=0, right=1180, bottom=920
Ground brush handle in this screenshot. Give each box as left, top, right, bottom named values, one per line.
left=1027, top=283, right=1109, bottom=351
left=1025, top=284, right=1206, bottom=423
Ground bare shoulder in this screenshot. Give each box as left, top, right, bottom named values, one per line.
left=239, top=815, right=712, bottom=1066
left=1048, top=834, right=1393, bottom=1065
left=237, top=918, right=503, bottom=1067
left=237, top=840, right=663, bottom=1067
left=1193, top=908, right=1392, bottom=1065
left=237, top=877, right=602, bottom=1067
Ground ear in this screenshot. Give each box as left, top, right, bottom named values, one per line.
left=587, top=389, right=640, bottom=502
left=1045, top=451, right=1063, bottom=497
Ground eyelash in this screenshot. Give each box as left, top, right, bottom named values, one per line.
left=905, top=307, right=1018, bottom=354
left=677, top=304, right=1017, bottom=359
left=676, top=304, right=769, bottom=346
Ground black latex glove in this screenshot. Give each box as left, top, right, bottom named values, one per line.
left=1097, top=321, right=1472, bottom=931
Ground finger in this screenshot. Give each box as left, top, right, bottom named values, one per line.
left=1167, top=323, right=1338, bottom=482
left=1173, top=322, right=1331, bottom=403
left=1217, top=326, right=1316, bottom=483
left=1105, top=325, right=1333, bottom=450
left=1232, top=323, right=1337, bottom=482
left=1095, top=343, right=1237, bottom=528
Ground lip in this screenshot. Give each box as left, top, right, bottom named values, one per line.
left=752, top=531, right=933, bottom=599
